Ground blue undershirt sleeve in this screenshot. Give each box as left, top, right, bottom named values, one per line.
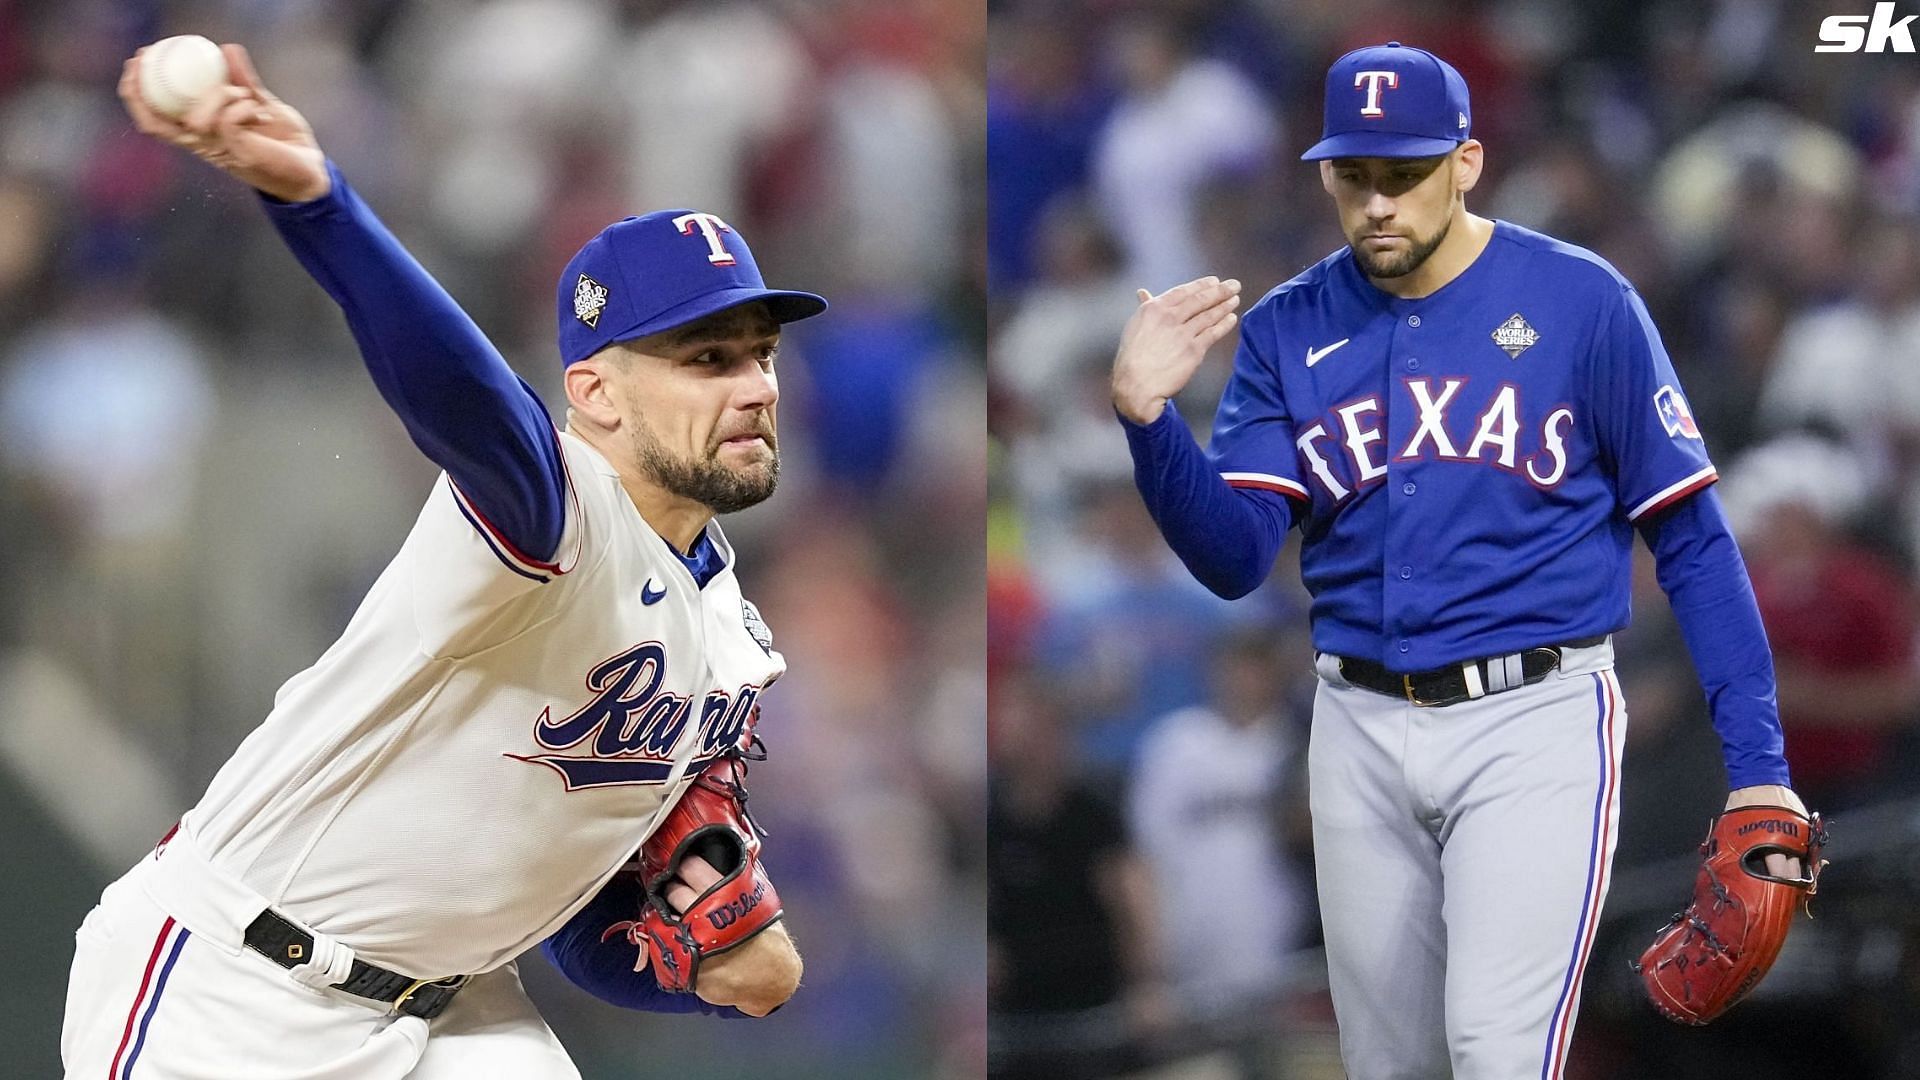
left=260, top=160, right=567, bottom=564
left=540, top=870, right=751, bottom=1018
left=1636, top=486, right=1793, bottom=789
left=1119, top=402, right=1295, bottom=600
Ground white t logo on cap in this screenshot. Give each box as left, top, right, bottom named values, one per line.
left=672, top=212, right=738, bottom=267
left=1354, top=70, right=1400, bottom=117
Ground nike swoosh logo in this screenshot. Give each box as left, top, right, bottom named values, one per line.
left=641, top=580, right=666, bottom=605
left=1305, top=338, right=1350, bottom=368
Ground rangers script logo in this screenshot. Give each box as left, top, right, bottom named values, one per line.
left=508, top=640, right=764, bottom=790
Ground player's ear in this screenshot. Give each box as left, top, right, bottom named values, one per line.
left=563, top=353, right=625, bottom=431
left=1319, top=159, right=1336, bottom=196
left=1453, top=140, right=1484, bottom=195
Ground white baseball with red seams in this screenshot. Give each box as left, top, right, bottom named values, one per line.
left=138, top=35, right=229, bottom=119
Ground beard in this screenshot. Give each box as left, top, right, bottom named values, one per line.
left=1350, top=207, right=1454, bottom=279
left=630, top=416, right=780, bottom=514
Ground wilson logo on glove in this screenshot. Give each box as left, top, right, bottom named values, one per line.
left=708, top=880, right=768, bottom=932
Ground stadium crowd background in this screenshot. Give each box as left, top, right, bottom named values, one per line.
left=0, top=1, right=984, bottom=1077
left=989, top=1, right=1920, bottom=1077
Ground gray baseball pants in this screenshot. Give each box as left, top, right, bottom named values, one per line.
left=1308, top=639, right=1625, bottom=1080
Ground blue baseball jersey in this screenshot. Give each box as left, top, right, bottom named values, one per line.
left=1209, top=221, right=1715, bottom=671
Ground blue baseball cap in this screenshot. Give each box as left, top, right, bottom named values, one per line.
left=1301, top=42, right=1471, bottom=161
left=557, top=210, right=827, bottom=367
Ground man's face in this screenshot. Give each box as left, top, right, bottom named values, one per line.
left=1322, top=152, right=1458, bottom=279
left=609, top=302, right=782, bottom=514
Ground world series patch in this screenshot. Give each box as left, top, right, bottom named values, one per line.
left=574, top=274, right=609, bottom=328
left=1491, top=313, right=1539, bottom=359
left=741, top=599, right=773, bottom=655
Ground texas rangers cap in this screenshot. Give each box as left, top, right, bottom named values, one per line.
left=1301, top=42, right=1472, bottom=161
left=557, top=210, right=827, bottom=367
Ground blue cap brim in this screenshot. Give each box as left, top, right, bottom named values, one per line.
left=606, top=286, right=828, bottom=347
left=1301, top=132, right=1463, bottom=161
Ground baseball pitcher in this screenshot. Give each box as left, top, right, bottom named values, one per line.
left=1111, top=42, right=1825, bottom=1079
left=62, top=43, right=823, bottom=1078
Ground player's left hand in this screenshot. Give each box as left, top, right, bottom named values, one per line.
left=658, top=852, right=724, bottom=915
left=1638, top=800, right=1828, bottom=1024
left=623, top=743, right=797, bottom=1014
left=658, top=853, right=800, bottom=1017
left=1725, top=784, right=1810, bottom=879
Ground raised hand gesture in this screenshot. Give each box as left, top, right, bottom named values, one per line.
left=1110, top=276, right=1244, bottom=425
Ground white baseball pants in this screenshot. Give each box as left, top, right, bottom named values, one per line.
left=60, top=830, right=580, bottom=1079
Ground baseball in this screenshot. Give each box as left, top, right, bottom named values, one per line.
left=139, top=35, right=229, bottom=119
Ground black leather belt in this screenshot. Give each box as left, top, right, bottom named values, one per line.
left=244, top=910, right=469, bottom=1020
left=1337, top=635, right=1608, bottom=708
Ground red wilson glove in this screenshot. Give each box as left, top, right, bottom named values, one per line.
left=1636, top=805, right=1829, bottom=1024
left=602, top=731, right=782, bottom=993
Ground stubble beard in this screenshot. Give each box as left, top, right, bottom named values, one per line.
left=1351, top=205, right=1454, bottom=279
left=631, top=417, right=780, bottom=514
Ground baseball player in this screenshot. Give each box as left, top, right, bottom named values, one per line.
left=62, top=44, right=820, bottom=1078
left=1110, top=43, right=1815, bottom=1079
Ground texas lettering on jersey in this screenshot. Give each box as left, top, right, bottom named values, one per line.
left=508, top=639, right=765, bottom=790
left=1289, top=379, right=1577, bottom=503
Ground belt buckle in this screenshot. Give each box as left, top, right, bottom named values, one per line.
left=1402, top=673, right=1439, bottom=707
left=393, top=974, right=467, bottom=1016
left=1403, top=672, right=1451, bottom=708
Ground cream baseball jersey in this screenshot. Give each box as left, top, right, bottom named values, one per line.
left=62, top=153, right=828, bottom=1077
left=183, top=430, right=784, bottom=977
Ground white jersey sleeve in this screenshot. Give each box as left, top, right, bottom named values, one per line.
left=404, top=441, right=591, bottom=658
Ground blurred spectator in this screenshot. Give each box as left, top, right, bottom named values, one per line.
left=0, top=276, right=214, bottom=742
left=1031, top=479, right=1273, bottom=773
left=1126, top=627, right=1309, bottom=1015
left=1090, top=11, right=1277, bottom=291
left=986, top=7, right=1111, bottom=293
left=1759, top=217, right=1920, bottom=457
left=0, top=289, right=213, bottom=544
left=613, top=0, right=814, bottom=220
left=1683, top=273, right=1790, bottom=455
left=992, top=197, right=1135, bottom=416
left=1721, top=436, right=1920, bottom=811
left=989, top=675, right=1164, bottom=1080
left=1651, top=103, right=1862, bottom=277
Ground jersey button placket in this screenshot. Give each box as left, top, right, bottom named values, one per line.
left=1382, top=319, right=1420, bottom=668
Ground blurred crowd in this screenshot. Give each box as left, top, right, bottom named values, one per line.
left=0, top=1, right=984, bottom=1077
left=987, top=1, right=1920, bottom=1077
